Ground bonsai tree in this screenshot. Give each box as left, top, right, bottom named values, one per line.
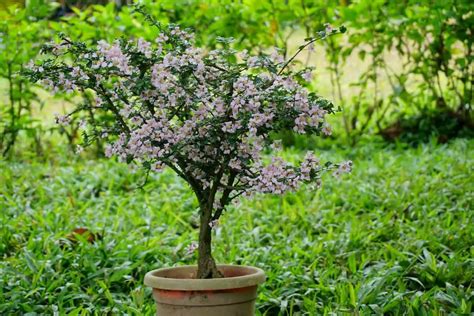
left=26, top=10, right=351, bottom=279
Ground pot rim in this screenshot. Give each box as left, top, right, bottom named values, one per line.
left=144, top=264, right=266, bottom=291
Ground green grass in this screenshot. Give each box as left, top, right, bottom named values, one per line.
left=1, top=138, right=473, bottom=315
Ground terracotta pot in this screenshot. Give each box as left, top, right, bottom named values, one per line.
left=144, top=265, right=266, bottom=316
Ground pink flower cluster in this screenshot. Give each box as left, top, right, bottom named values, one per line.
left=30, top=24, right=351, bottom=210
left=55, top=114, right=71, bottom=126
left=333, top=160, right=353, bottom=177
left=94, top=40, right=132, bottom=75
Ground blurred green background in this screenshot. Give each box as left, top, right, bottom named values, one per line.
left=0, top=1, right=473, bottom=315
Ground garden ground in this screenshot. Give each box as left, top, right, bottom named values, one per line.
left=1, top=137, right=472, bottom=315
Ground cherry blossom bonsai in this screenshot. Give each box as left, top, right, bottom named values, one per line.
left=26, top=11, right=350, bottom=281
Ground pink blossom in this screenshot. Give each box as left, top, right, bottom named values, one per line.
left=222, top=121, right=241, bottom=133
left=325, top=23, right=333, bottom=33
left=97, top=40, right=132, bottom=75
left=137, top=38, right=152, bottom=58
left=151, top=161, right=165, bottom=172
left=32, top=24, right=351, bottom=215
left=302, top=71, right=313, bottom=82
left=333, top=161, right=353, bottom=178
left=55, top=114, right=71, bottom=126
left=270, top=50, right=284, bottom=64
left=322, top=123, right=332, bottom=136
left=229, top=158, right=242, bottom=171
left=339, top=160, right=353, bottom=173
left=247, top=56, right=260, bottom=68
left=155, top=34, right=169, bottom=44
left=294, top=114, right=308, bottom=134
left=186, top=242, right=198, bottom=254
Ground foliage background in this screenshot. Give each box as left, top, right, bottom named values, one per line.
left=0, top=0, right=472, bottom=315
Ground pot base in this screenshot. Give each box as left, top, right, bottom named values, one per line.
left=145, top=265, right=265, bottom=316
left=153, top=287, right=257, bottom=316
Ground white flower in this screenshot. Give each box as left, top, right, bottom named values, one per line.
left=76, top=145, right=84, bottom=154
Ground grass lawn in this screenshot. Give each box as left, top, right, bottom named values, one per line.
left=1, top=138, right=473, bottom=315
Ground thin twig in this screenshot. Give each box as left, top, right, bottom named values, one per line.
left=278, top=29, right=342, bottom=76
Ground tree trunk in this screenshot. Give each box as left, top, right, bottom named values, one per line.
left=197, top=204, right=223, bottom=279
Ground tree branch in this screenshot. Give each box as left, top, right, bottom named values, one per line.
left=212, top=171, right=236, bottom=221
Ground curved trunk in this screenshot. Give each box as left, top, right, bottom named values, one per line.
left=197, top=204, right=223, bottom=279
